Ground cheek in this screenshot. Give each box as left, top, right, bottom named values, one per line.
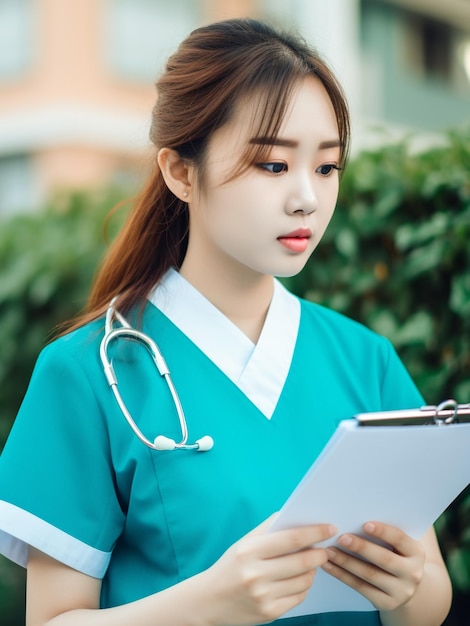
left=206, top=185, right=258, bottom=229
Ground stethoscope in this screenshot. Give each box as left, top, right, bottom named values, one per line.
left=99, top=298, right=214, bottom=452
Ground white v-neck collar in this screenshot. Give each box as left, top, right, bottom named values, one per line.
left=148, top=268, right=300, bottom=419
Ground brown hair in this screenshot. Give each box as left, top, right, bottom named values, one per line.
left=65, top=18, right=350, bottom=332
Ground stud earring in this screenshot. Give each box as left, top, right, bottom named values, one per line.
left=183, top=191, right=188, bottom=198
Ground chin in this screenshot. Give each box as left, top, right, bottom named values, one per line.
left=272, top=263, right=310, bottom=279
left=271, top=247, right=316, bottom=278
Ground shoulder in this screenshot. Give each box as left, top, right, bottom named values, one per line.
left=295, top=296, right=423, bottom=408
left=33, top=302, right=163, bottom=397
left=36, top=318, right=106, bottom=381
left=39, top=301, right=158, bottom=370
left=296, top=297, right=399, bottom=380
left=298, top=297, right=390, bottom=348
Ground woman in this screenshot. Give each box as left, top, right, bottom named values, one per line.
left=0, top=18, right=452, bottom=626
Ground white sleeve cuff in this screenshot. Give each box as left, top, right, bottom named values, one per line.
left=0, top=500, right=111, bottom=578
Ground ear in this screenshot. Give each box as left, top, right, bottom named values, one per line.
left=157, top=148, right=194, bottom=201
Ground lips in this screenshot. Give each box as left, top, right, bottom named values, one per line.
left=277, top=228, right=312, bottom=253
left=279, top=228, right=312, bottom=239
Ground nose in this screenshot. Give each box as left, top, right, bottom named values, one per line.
left=285, top=178, right=318, bottom=215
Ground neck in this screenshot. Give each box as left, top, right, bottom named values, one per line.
left=179, top=261, right=274, bottom=344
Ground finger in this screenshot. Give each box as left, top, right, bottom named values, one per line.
left=323, top=547, right=421, bottom=612
left=255, top=573, right=320, bottom=623
left=251, top=564, right=322, bottom=615
left=362, top=522, right=423, bottom=558
left=322, top=557, right=394, bottom=608
left=269, top=566, right=318, bottom=599
left=334, top=532, right=401, bottom=577
left=254, top=524, right=337, bottom=560
left=325, top=546, right=395, bottom=593
left=266, top=547, right=329, bottom=582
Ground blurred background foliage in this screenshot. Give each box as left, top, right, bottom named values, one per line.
left=1, top=129, right=469, bottom=624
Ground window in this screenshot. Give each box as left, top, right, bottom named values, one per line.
left=105, top=0, right=199, bottom=82
left=404, top=12, right=470, bottom=91
left=0, top=0, right=33, bottom=80
left=419, top=17, right=452, bottom=82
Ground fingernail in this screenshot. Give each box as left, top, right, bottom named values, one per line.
left=339, top=534, right=352, bottom=547
left=364, top=522, right=376, bottom=534
left=328, top=525, right=338, bottom=536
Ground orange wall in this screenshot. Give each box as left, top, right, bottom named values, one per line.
left=0, top=0, right=261, bottom=199
left=0, top=0, right=155, bottom=114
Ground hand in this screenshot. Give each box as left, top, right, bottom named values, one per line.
left=321, top=521, right=425, bottom=612
left=202, top=516, right=337, bottom=626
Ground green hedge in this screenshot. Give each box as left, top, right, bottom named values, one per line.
left=0, top=129, right=469, bottom=624
left=0, top=190, right=126, bottom=443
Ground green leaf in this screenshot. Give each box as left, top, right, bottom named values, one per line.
left=450, top=274, right=470, bottom=317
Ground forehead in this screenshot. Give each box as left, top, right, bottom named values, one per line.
left=274, top=78, right=339, bottom=150
left=207, top=77, right=340, bottom=162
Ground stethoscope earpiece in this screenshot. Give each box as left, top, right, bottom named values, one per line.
left=100, top=299, right=214, bottom=453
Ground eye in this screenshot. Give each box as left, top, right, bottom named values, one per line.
left=256, top=162, right=288, bottom=174
left=316, top=163, right=342, bottom=177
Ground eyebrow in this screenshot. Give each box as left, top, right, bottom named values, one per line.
left=249, top=137, right=342, bottom=150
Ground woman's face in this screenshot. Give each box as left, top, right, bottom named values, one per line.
left=183, top=76, right=341, bottom=282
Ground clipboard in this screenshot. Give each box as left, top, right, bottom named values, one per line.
left=354, top=399, right=470, bottom=426
left=269, top=400, right=470, bottom=618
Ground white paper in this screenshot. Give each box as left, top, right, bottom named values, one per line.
left=268, top=419, right=470, bottom=618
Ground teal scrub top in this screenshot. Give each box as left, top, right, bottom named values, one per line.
left=0, top=285, right=424, bottom=626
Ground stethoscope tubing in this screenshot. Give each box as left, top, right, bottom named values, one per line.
left=100, top=299, right=213, bottom=452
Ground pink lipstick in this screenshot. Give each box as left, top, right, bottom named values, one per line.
left=278, top=228, right=311, bottom=253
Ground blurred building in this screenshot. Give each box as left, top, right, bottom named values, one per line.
left=0, top=0, right=469, bottom=215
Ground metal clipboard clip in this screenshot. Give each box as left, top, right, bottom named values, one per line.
left=355, top=399, right=470, bottom=426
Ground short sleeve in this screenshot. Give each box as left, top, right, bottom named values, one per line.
left=379, top=338, right=425, bottom=410
left=0, top=337, right=125, bottom=578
